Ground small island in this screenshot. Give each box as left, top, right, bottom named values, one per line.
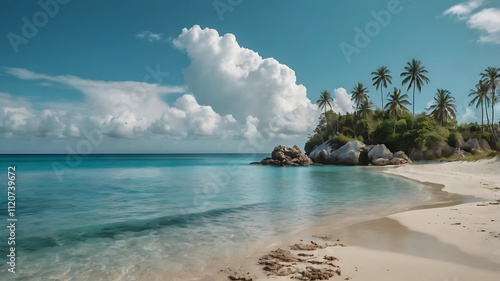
left=256, top=62, right=499, bottom=166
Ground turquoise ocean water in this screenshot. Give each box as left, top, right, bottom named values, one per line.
left=0, top=154, right=429, bottom=280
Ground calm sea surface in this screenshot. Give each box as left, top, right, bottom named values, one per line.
left=0, top=154, right=429, bottom=280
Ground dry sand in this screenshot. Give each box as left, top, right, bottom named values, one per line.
left=218, top=158, right=500, bottom=281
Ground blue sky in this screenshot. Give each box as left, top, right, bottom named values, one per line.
left=0, top=0, right=499, bottom=153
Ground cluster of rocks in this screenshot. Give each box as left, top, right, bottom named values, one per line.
left=409, top=137, right=492, bottom=160
left=252, top=145, right=313, bottom=166
left=308, top=141, right=411, bottom=166
left=253, top=136, right=493, bottom=167
left=456, top=137, right=491, bottom=156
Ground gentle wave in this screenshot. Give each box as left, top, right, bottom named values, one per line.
left=13, top=203, right=263, bottom=252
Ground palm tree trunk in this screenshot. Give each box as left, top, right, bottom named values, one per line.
left=485, top=105, right=490, bottom=126
left=481, top=101, right=484, bottom=137
left=352, top=118, right=356, bottom=137
left=492, top=87, right=496, bottom=125
left=353, top=107, right=357, bottom=137
left=412, top=84, right=415, bottom=116
left=490, top=87, right=498, bottom=146
left=381, top=88, right=384, bottom=119
left=393, top=117, right=396, bottom=138
left=325, top=108, right=328, bottom=136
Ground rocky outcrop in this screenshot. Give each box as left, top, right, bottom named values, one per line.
left=480, top=139, right=491, bottom=151
left=308, top=141, right=368, bottom=165
left=307, top=141, right=337, bottom=164
left=455, top=134, right=472, bottom=152
left=466, top=138, right=492, bottom=154
left=309, top=141, right=410, bottom=166
left=255, top=145, right=313, bottom=166
left=393, top=151, right=412, bottom=164
left=409, top=141, right=454, bottom=161
left=467, top=138, right=481, bottom=151
left=367, top=144, right=393, bottom=160
left=371, top=150, right=412, bottom=166
left=331, top=141, right=367, bottom=165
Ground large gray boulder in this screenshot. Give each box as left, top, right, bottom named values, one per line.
left=410, top=141, right=454, bottom=160
left=308, top=140, right=367, bottom=165
left=455, top=135, right=472, bottom=152
left=330, top=141, right=367, bottom=165
left=393, top=151, right=412, bottom=164
left=467, top=138, right=481, bottom=152
left=372, top=151, right=412, bottom=166
left=480, top=139, right=491, bottom=151
left=258, top=145, right=313, bottom=166
left=308, top=140, right=336, bottom=164
left=467, top=138, right=491, bottom=154
left=368, top=144, right=393, bottom=160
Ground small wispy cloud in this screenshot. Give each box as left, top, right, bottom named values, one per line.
left=443, top=0, right=500, bottom=44
left=136, top=31, right=163, bottom=42
left=442, top=0, right=483, bottom=20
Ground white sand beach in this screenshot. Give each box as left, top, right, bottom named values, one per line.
left=334, top=158, right=500, bottom=281
left=220, top=158, right=500, bottom=281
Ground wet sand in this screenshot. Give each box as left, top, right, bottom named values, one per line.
left=214, top=158, right=500, bottom=281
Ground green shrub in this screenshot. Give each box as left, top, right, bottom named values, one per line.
left=304, top=134, right=325, bottom=154
left=329, top=133, right=356, bottom=147
left=356, top=135, right=364, bottom=143
left=448, top=131, right=463, bottom=146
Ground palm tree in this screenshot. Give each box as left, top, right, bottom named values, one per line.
left=343, top=112, right=355, bottom=138
left=480, top=67, right=500, bottom=125
left=350, top=83, right=369, bottom=136
left=469, top=81, right=491, bottom=136
left=357, top=100, right=374, bottom=120
left=350, top=83, right=369, bottom=111
left=400, top=59, right=430, bottom=116
left=371, top=66, right=392, bottom=116
left=357, top=100, right=375, bottom=141
left=428, top=89, right=457, bottom=126
left=385, top=88, right=411, bottom=138
left=317, top=90, right=333, bottom=135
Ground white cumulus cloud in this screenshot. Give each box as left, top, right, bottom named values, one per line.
left=4, top=68, right=241, bottom=139
left=173, top=25, right=319, bottom=138
left=3, top=26, right=322, bottom=142
left=0, top=92, right=82, bottom=138
left=330, top=88, right=355, bottom=114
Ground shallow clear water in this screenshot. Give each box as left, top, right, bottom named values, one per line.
left=0, top=154, right=429, bottom=280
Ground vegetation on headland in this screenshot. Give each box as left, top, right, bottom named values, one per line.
left=305, top=61, right=500, bottom=159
